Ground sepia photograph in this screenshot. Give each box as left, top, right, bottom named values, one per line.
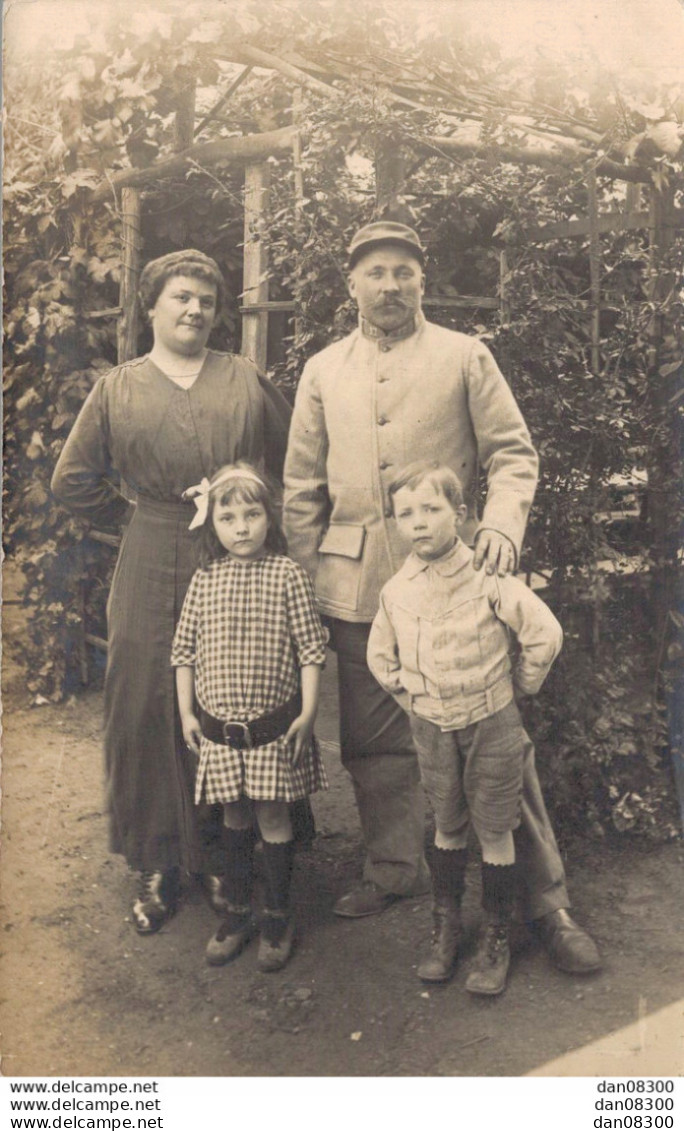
left=2, top=0, right=683, bottom=1100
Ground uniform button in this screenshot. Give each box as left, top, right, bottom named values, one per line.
left=379, top=342, right=392, bottom=352
left=379, top=460, right=391, bottom=470
left=378, top=375, right=388, bottom=382
left=384, top=505, right=393, bottom=518
left=377, top=416, right=389, bottom=426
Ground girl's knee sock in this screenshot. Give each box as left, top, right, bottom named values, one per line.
left=223, top=826, right=255, bottom=909
left=481, top=861, right=516, bottom=921
left=260, top=839, right=295, bottom=913
left=429, top=846, right=468, bottom=904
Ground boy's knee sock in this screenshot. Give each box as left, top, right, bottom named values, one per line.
left=223, top=827, right=255, bottom=908
left=260, top=839, right=295, bottom=912
left=481, top=861, right=516, bottom=921
left=429, top=846, right=467, bottom=904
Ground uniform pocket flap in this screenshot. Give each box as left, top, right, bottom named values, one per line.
left=319, top=523, right=366, bottom=559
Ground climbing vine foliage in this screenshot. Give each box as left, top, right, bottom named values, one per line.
left=3, top=0, right=683, bottom=838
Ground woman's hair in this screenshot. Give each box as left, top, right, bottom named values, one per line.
left=138, top=249, right=227, bottom=315
left=200, top=462, right=288, bottom=567
left=388, top=460, right=465, bottom=512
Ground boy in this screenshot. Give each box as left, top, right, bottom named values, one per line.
left=367, top=461, right=563, bottom=995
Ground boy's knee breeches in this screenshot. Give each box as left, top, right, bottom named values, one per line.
left=409, top=701, right=527, bottom=839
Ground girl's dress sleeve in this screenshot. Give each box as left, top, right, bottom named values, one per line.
left=285, top=560, right=327, bottom=668
left=171, top=569, right=203, bottom=667
left=50, top=374, right=132, bottom=529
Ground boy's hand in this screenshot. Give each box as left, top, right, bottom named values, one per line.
left=181, top=713, right=202, bottom=757
left=284, top=713, right=316, bottom=766
left=473, top=529, right=515, bottom=576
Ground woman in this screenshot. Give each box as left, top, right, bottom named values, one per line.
left=51, top=249, right=296, bottom=933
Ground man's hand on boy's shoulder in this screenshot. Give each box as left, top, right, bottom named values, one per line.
left=472, top=529, right=516, bottom=577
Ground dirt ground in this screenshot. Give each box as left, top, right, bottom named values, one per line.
left=1, top=576, right=684, bottom=1079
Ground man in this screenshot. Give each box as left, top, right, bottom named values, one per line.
left=283, top=221, right=600, bottom=973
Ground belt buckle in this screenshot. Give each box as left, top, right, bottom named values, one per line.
left=222, top=720, right=252, bottom=750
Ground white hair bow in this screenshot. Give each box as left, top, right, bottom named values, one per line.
left=183, top=478, right=212, bottom=530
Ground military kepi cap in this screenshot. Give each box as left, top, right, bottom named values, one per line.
left=348, top=221, right=425, bottom=269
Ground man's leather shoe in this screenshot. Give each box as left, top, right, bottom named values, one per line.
left=333, top=881, right=401, bottom=918
left=536, top=908, right=602, bottom=974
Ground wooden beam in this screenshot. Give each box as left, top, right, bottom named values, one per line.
left=117, top=187, right=142, bottom=364
left=241, top=162, right=271, bottom=372
left=194, top=66, right=253, bottom=137
left=239, top=300, right=295, bottom=313
left=236, top=295, right=500, bottom=313
left=413, top=133, right=653, bottom=183
left=84, top=306, right=122, bottom=320
left=525, top=208, right=684, bottom=242
left=90, top=127, right=296, bottom=202
left=232, top=42, right=342, bottom=101
left=424, top=295, right=499, bottom=310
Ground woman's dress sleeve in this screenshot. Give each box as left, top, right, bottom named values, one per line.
left=50, top=374, right=132, bottom=529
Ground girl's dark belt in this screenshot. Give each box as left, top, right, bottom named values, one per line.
left=200, top=692, right=302, bottom=750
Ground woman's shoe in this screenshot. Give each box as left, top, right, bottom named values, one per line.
left=257, top=911, right=296, bottom=972
left=206, top=905, right=255, bottom=965
left=132, top=870, right=179, bottom=935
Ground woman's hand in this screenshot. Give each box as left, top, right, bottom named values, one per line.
left=284, top=712, right=316, bottom=767
left=181, top=713, right=203, bottom=757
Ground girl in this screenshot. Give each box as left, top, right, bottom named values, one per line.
left=171, top=463, right=328, bottom=972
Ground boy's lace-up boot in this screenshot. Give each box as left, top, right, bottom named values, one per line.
left=417, top=845, right=467, bottom=984
left=257, top=840, right=296, bottom=973
left=466, top=861, right=516, bottom=996
left=465, top=914, right=511, bottom=995
left=132, top=869, right=180, bottom=934
left=417, top=898, right=462, bottom=983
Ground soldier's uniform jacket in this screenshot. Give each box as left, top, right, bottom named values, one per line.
left=283, top=313, right=539, bottom=622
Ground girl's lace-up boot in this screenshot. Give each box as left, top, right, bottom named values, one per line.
left=257, top=840, right=296, bottom=972
left=205, top=827, right=256, bottom=965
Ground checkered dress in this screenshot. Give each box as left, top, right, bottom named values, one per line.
left=171, top=553, right=329, bottom=804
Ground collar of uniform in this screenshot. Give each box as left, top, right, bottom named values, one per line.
left=359, top=309, right=424, bottom=343
left=403, top=539, right=473, bottom=580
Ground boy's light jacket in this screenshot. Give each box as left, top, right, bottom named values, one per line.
left=283, top=314, right=539, bottom=622
left=367, top=540, right=563, bottom=729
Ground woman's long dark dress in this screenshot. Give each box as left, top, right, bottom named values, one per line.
left=51, top=350, right=292, bottom=872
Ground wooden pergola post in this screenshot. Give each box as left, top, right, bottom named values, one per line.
left=117, top=187, right=142, bottom=363
left=241, top=161, right=271, bottom=371
left=173, top=71, right=196, bottom=152
left=587, top=169, right=601, bottom=375
left=375, top=141, right=407, bottom=219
